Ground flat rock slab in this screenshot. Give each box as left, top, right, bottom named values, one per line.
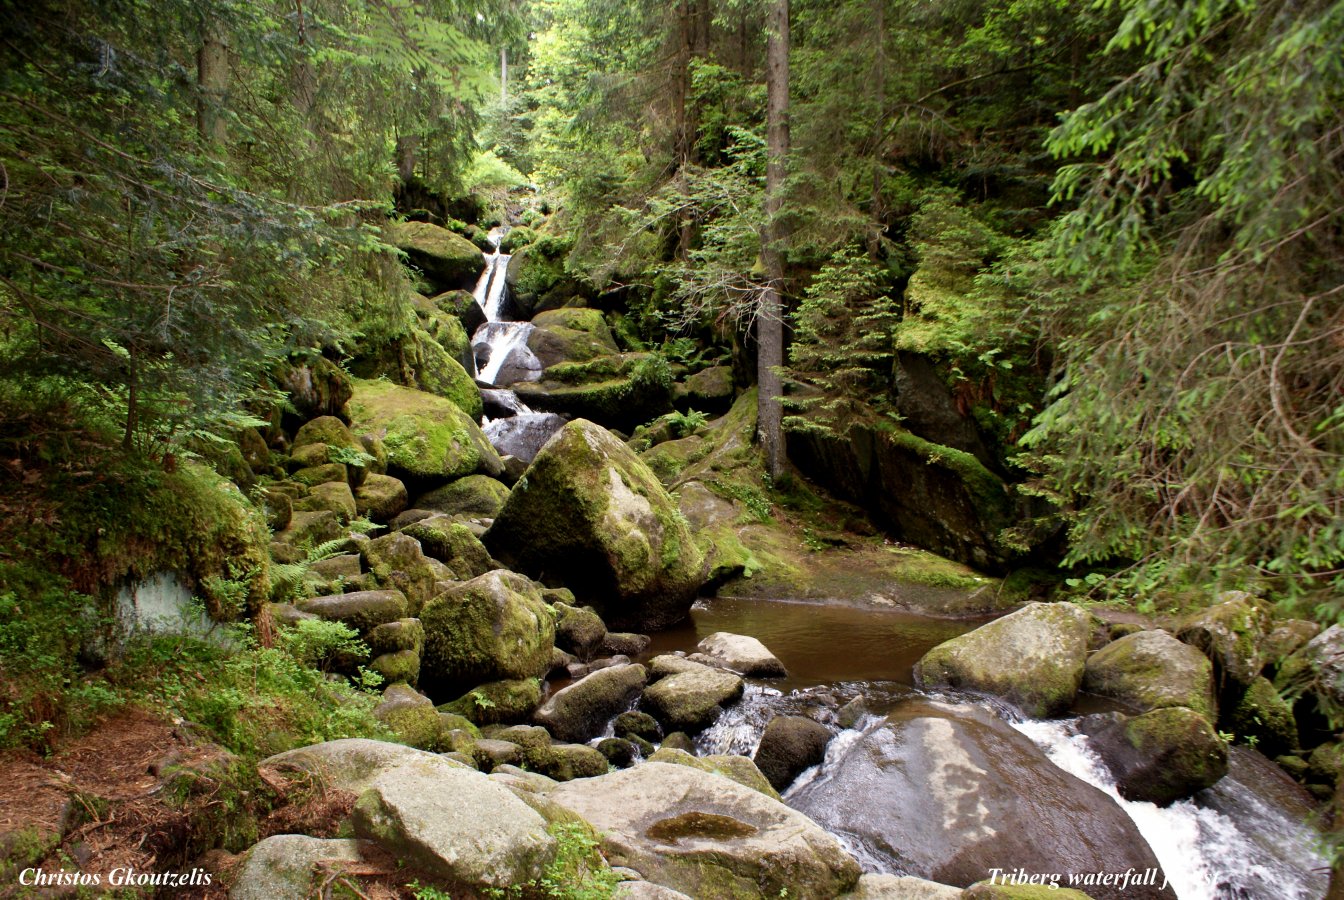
left=261, top=738, right=465, bottom=794
left=353, top=756, right=555, bottom=888
left=546, top=761, right=860, bottom=899
left=694, top=632, right=786, bottom=677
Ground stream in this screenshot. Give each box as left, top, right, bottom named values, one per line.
left=644, top=597, right=1330, bottom=900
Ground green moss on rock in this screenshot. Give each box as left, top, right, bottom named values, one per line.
left=347, top=378, right=501, bottom=480
left=391, top=220, right=485, bottom=291
left=417, top=475, right=511, bottom=519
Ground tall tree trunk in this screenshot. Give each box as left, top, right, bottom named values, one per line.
left=395, top=134, right=420, bottom=182
left=758, top=0, right=789, bottom=479
left=868, top=0, right=885, bottom=258
left=197, top=21, right=229, bottom=145
left=500, top=47, right=509, bottom=102
left=675, top=0, right=710, bottom=257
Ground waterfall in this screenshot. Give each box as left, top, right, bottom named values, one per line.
left=471, top=226, right=542, bottom=387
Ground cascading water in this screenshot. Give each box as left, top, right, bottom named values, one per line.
left=470, top=227, right=542, bottom=387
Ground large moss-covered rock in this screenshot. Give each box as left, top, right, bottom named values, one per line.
left=1176, top=591, right=1272, bottom=686
left=553, top=603, right=608, bottom=660
left=417, top=475, right=511, bottom=519
left=292, top=480, right=357, bottom=522
left=275, top=356, right=353, bottom=421
left=420, top=570, right=555, bottom=696
left=354, top=473, right=409, bottom=522
left=399, top=514, right=493, bottom=580
left=676, top=365, right=734, bottom=414
left=1081, top=707, right=1228, bottom=806
left=349, top=326, right=483, bottom=421
left=351, top=754, right=555, bottom=887
left=527, top=308, right=619, bottom=368
left=430, top=289, right=487, bottom=336
left=441, top=678, right=544, bottom=726
left=505, top=242, right=586, bottom=317
left=533, top=663, right=647, bottom=743
left=260, top=738, right=468, bottom=794
left=347, top=378, right=502, bottom=480
left=485, top=419, right=706, bottom=630
left=1083, top=630, right=1217, bottom=720
left=366, top=618, right=424, bottom=656
left=361, top=532, right=443, bottom=614
left=915, top=602, right=1098, bottom=717
left=546, top=762, right=861, bottom=898
left=512, top=355, right=675, bottom=433
left=391, top=220, right=486, bottom=292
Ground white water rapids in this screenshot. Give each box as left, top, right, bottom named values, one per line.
left=471, top=226, right=540, bottom=386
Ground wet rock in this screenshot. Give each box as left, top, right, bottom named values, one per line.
left=533, top=663, right=646, bottom=743
left=416, top=475, right=511, bottom=519
left=614, top=711, right=663, bottom=743
left=485, top=419, right=706, bottom=630
left=648, top=747, right=778, bottom=799
left=1082, top=707, right=1229, bottom=805
left=297, top=589, right=408, bottom=635
left=753, top=715, right=831, bottom=792
left=512, top=355, right=675, bottom=433
left=598, top=737, right=637, bottom=768
left=554, top=603, right=608, bottom=660
left=354, top=473, right=409, bottom=522
left=230, top=836, right=374, bottom=900
left=546, top=762, right=860, bottom=898
left=484, top=412, right=568, bottom=464
left=1175, top=591, right=1272, bottom=686
left=789, top=702, right=1173, bottom=900
left=347, top=378, right=503, bottom=480
left=602, top=632, right=652, bottom=657
left=480, top=388, right=531, bottom=419
left=420, top=570, right=555, bottom=697
left=642, top=659, right=743, bottom=733
left=915, top=602, right=1098, bottom=717
left=1083, top=629, right=1217, bottom=720
left=694, top=632, right=786, bottom=677
left=352, top=754, right=555, bottom=887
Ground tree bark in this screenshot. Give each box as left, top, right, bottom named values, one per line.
left=501, top=46, right=509, bottom=103
left=197, top=21, right=229, bottom=146
left=868, top=0, right=885, bottom=258
left=395, top=134, right=420, bottom=182
left=758, top=0, right=789, bottom=479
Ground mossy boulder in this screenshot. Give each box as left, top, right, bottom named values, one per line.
left=1082, top=707, right=1228, bottom=805
left=370, top=649, right=421, bottom=686
left=527, top=308, right=619, bottom=368
left=648, top=747, right=779, bottom=799
left=642, top=658, right=744, bottom=733
left=367, top=618, right=424, bottom=656
left=420, top=570, right=556, bottom=697
left=361, top=532, right=443, bottom=614
left=430, top=289, right=487, bottom=336
left=391, top=220, right=486, bottom=291
left=1275, top=624, right=1344, bottom=714
left=512, top=355, right=675, bottom=433
left=553, top=603, right=608, bottom=661
left=528, top=742, right=609, bottom=781
left=275, top=356, right=353, bottom=421
left=354, top=473, right=409, bottom=522
left=915, top=602, right=1099, bottom=717
left=293, top=416, right=358, bottom=456
left=1309, top=741, right=1344, bottom=785
left=348, top=327, right=484, bottom=421
left=273, top=509, right=344, bottom=550
left=1083, top=629, right=1217, bottom=720
left=505, top=243, right=586, bottom=317
left=291, top=462, right=349, bottom=487
left=416, top=475, right=511, bottom=519
left=676, top=365, right=734, bottom=414
left=298, top=589, right=408, bottom=636
left=1264, top=619, right=1322, bottom=668
left=753, top=715, right=831, bottom=792
left=1175, top=591, right=1272, bottom=686
left=1227, top=676, right=1297, bottom=755
left=613, top=710, right=663, bottom=743
left=399, top=514, right=493, bottom=580
left=441, top=678, right=544, bottom=726
left=485, top=419, right=706, bottom=630
left=292, top=480, right=357, bottom=522
left=347, top=378, right=502, bottom=481
left=533, top=663, right=647, bottom=743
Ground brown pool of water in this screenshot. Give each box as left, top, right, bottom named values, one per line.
left=640, top=596, right=991, bottom=691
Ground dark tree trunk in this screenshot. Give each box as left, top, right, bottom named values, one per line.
left=758, top=0, right=789, bottom=479
left=197, top=22, right=229, bottom=145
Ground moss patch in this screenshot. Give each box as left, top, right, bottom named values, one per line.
left=347, top=378, right=501, bottom=480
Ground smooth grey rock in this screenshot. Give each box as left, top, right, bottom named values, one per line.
left=1084, top=629, right=1217, bottom=720
left=695, top=631, right=786, bottom=677
left=230, top=836, right=373, bottom=900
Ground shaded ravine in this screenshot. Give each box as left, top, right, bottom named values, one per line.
left=651, top=596, right=1328, bottom=900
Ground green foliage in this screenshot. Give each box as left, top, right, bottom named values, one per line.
left=275, top=619, right=369, bottom=673
left=1027, top=0, right=1344, bottom=617
left=667, top=409, right=709, bottom=437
